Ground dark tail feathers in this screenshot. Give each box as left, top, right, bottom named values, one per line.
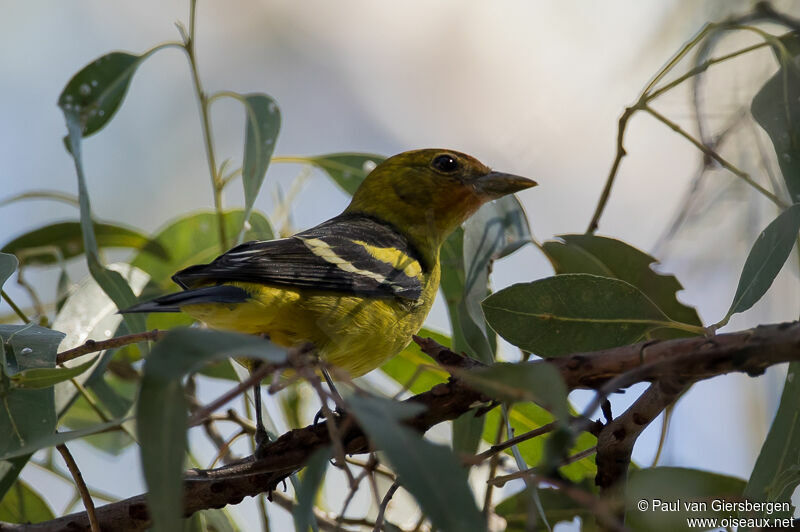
left=119, top=285, right=249, bottom=313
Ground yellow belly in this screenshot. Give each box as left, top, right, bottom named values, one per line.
left=181, top=271, right=438, bottom=377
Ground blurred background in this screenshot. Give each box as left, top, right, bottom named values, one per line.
left=2, top=0, right=799, bottom=529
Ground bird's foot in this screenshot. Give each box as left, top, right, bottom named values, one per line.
left=312, top=405, right=345, bottom=426
left=254, top=426, right=270, bottom=460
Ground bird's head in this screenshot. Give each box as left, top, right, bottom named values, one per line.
left=345, top=149, right=537, bottom=248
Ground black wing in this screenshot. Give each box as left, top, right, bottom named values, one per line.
left=172, top=214, right=427, bottom=300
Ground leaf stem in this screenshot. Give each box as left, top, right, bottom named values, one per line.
left=57, top=329, right=166, bottom=365
left=644, top=105, right=788, bottom=208
left=0, top=290, right=30, bottom=324
left=586, top=23, right=784, bottom=233
left=184, top=0, right=227, bottom=251
left=56, top=442, right=100, bottom=532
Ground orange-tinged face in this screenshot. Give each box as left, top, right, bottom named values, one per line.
left=345, top=149, right=537, bottom=251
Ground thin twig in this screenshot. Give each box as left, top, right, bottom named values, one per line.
left=0, top=289, right=30, bottom=324
left=482, top=419, right=505, bottom=517
left=469, top=422, right=557, bottom=465
left=187, top=361, right=276, bottom=427
left=344, top=457, right=395, bottom=480
left=373, top=482, right=400, bottom=532
left=57, top=329, right=166, bottom=364
left=644, top=105, right=787, bottom=208
left=184, top=0, right=227, bottom=250
left=56, top=443, right=99, bottom=532
left=336, top=463, right=372, bottom=530
left=307, top=375, right=356, bottom=487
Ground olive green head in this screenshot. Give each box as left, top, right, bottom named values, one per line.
left=345, top=148, right=537, bottom=248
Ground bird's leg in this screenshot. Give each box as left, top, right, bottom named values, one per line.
left=313, top=367, right=345, bottom=425
left=251, top=361, right=269, bottom=458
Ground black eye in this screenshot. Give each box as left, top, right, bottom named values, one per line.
left=431, top=154, right=459, bottom=173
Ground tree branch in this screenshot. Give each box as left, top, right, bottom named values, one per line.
left=5, top=321, right=799, bottom=532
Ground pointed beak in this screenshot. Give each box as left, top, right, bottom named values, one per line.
left=473, top=171, right=538, bottom=198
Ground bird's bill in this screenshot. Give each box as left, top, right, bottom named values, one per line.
left=472, top=171, right=538, bottom=198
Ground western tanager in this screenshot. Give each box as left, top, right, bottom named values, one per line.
left=122, top=149, right=535, bottom=449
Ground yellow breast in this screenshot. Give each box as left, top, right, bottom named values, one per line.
left=181, top=264, right=440, bottom=377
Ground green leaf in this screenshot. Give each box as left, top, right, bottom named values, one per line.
left=347, top=394, right=486, bottom=532
left=483, top=403, right=597, bottom=483
left=131, top=210, right=273, bottom=291
left=61, top=110, right=145, bottom=336
left=2, top=221, right=167, bottom=267
left=0, top=325, right=65, bottom=456
left=627, top=467, right=746, bottom=532
left=724, top=204, right=800, bottom=321
left=379, top=327, right=450, bottom=396
left=457, top=362, right=569, bottom=422
left=0, top=190, right=80, bottom=209
left=137, top=328, right=286, bottom=532
left=751, top=40, right=800, bottom=203
left=58, top=52, right=144, bottom=138
left=0, top=458, right=28, bottom=506
left=51, top=263, right=149, bottom=418
left=0, top=324, right=64, bottom=499
left=307, top=153, right=386, bottom=195
left=60, top=376, right=135, bottom=455
left=496, top=485, right=597, bottom=531
left=238, top=94, right=281, bottom=243
left=0, top=418, right=125, bottom=461
left=11, top=355, right=97, bottom=389
left=188, top=509, right=239, bottom=532
left=744, top=361, right=800, bottom=516
left=292, top=447, right=330, bottom=532
left=440, top=229, right=493, bottom=363
left=454, top=196, right=532, bottom=363
left=483, top=274, right=674, bottom=356
left=0, top=479, right=55, bottom=524
left=541, top=234, right=701, bottom=339
left=0, top=253, right=17, bottom=289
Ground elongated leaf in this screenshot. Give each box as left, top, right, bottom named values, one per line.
left=0, top=417, right=125, bottom=461
left=0, top=325, right=64, bottom=454
left=60, top=376, right=135, bottom=455
left=628, top=467, right=747, bottom=532
left=61, top=111, right=144, bottom=335
left=189, top=509, right=239, bottom=532
left=496, top=485, right=597, bottom=531
left=58, top=52, right=144, bottom=138
left=138, top=328, right=286, bottom=532
left=2, top=221, right=167, bottom=267
left=11, top=355, right=97, bottom=389
left=238, top=93, right=281, bottom=243
left=292, top=447, right=330, bottom=532
left=752, top=39, right=800, bottom=203
left=454, top=195, right=532, bottom=363
left=744, top=361, right=800, bottom=518
left=0, top=324, right=64, bottom=499
left=440, top=229, right=493, bottom=363
left=347, top=394, right=486, bottom=532
left=458, top=362, right=569, bottom=421
left=725, top=204, right=800, bottom=321
left=483, top=274, right=673, bottom=356
left=307, top=153, right=386, bottom=195
left=131, top=210, right=273, bottom=291
left=51, top=263, right=149, bottom=417
left=0, top=190, right=79, bottom=209
left=0, top=458, right=28, bottom=507
left=0, top=253, right=17, bottom=290
left=542, top=234, right=701, bottom=339
left=380, top=328, right=450, bottom=396
left=0, top=479, right=55, bottom=524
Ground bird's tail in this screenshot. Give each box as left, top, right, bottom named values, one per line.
left=119, top=285, right=249, bottom=313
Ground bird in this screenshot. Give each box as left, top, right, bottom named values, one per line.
left=120, top=148, right=536, bottom=453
